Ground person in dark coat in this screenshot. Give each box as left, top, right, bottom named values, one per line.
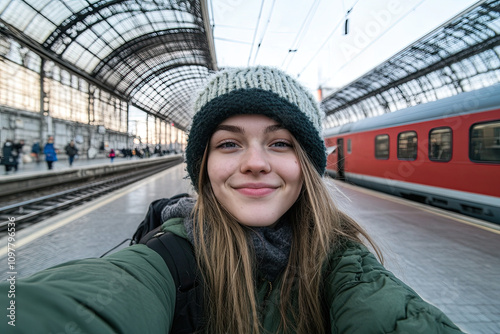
left=1, top=139, right=18, bottom=173
left=64, top=140, right=78, bottom=166
left=44, top=136, right=58, bottom=170
left=31, top=141, right=41, bottom=163
left=13, top=139, right=25, bottom=168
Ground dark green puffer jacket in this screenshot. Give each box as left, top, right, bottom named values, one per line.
left=0, top=218, right=463, bottom=333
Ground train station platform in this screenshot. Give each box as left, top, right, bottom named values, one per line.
left=0, top=155, right=148, bottom=177
left=0, top=164, right=499, bottom=334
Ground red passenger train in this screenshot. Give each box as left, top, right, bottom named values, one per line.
left=323, top=84, right=500, bottom=224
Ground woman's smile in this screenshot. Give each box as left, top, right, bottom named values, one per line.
left=233, top=183, right=278, bottom=197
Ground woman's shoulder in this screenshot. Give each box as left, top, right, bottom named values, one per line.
left=161, top=217, right=188, bottom=238
left=327, top=239, right=376, bottom=266
left=323, top=239, right=464, bottom=333
left=324, top=238, right=422, bottom=300
left=55, top=244, right=175, bottom=281
left=32, top=244, right=178, bottom=308
left=0, top=245, right=177, bottom=333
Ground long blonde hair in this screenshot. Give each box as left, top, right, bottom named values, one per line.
left=192, top=136, right=381, bottom=334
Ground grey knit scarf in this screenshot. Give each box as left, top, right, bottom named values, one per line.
left=161, top=197, right=292, bottom=281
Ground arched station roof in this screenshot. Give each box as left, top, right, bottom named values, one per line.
left=321, top=0, right=500, bottom=129
left=0, top=0, right=217, bottom=131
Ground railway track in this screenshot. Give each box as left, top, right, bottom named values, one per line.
left=0, top=157, right=182, bottom=234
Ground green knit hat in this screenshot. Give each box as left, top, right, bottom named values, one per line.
left=185, top=66, right=326, bottom=190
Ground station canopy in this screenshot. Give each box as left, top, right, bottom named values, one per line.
left=321, top=0, right=500, bottom=129
left=0, top=0, right=217, bottom=131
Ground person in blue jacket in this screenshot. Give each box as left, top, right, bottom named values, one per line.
left=0, top=66, right=464, bottom=334
left=43, top=136, right=58, bottom=170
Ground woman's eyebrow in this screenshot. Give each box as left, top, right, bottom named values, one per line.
left=265, top=124, right=285, bottom=134
left=213, top=124, right=245, bottom=134
left=213, top=123, right=284, bottom=134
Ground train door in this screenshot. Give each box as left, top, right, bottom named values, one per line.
left=337, top=138, right=345, bottom=180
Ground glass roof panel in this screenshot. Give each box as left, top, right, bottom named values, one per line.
left=178, top=10, right=197, bottom=23
left=73, top=48, right=95, bottom=69
left=63, top=41, right=87, bottom=63
left=63, top=0, right=92, bottom=12
left=96, top=26, right=123, bottom=50
left=41, top=1, right=72, bottom=24
left=24, top=13, right=56, bottom=42
left=0, top=0, right=217, bottom=130
left=149, top=9, right=175, bottom=22
left=24, top=0, right=51, bottom=11
left=487, top=16, right=500, bottom=33
left=92, top=45, right=114, bottom=64
left=74, top=26, right=99, bottom=48
left=0, top=1, right=9, bottom=12
left=2, top=1, right=38, bottom=31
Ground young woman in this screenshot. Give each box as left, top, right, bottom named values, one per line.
left=0, top=66, right=463, bottom=334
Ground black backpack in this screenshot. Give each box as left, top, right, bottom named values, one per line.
left=130, top=193, right=204, bottom=334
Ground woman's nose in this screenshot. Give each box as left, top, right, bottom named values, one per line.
left=240, top=145, right=271, bottom=174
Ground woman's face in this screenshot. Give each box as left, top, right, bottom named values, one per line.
left=207, top=114, right=303, bottom=227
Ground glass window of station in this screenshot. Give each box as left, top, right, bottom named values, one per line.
left=429, top=127, right=452, bottom=162
left=470, top=120, right=500, bottom=163
left=375, top=134, right=389, bottom=159
left=398, top=131, right=417, bottom=160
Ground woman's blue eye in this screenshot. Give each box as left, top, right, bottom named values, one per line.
left=271, top=141, right=291, bottom=148
left=218, top=142, right=237, bottom=149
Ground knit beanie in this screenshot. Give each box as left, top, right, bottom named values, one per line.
left=185, top=66, right=326, bottom=190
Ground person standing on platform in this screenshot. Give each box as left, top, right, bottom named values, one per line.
left=64, top=140, right=78, bottom=167
left=13, top=139, right=25, bottom=169
left=31, top=140, right=41, bottom=163
left=0, top=67, right=465, bottom=334
left=1, top=139, right=18, bottom=174
left=44, top=136, right=58, bottom=170
left=109, top=148, right=116, bottom=162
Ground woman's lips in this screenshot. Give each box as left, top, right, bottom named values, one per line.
left=234, top=184, right=278, bottom=197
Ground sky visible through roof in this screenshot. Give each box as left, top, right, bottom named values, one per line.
left=209, top=0, right=480, bottom=95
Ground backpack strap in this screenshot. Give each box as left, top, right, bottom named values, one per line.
left=131, top=193, right=190, bottom=245
left=140, top=227, right=204, bottom=334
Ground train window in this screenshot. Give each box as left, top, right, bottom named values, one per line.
left=429, top=127, right=452, bottom=162
left=470, top=120, right=500, bottom=163
left=398, top=131, right=417, bottom=160
left=375, top=134, right=389, bottom=159
left=347, top=139, right=352, bottom=154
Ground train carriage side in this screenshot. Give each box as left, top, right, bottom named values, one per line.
left=324, top=84, right=500, bottom=224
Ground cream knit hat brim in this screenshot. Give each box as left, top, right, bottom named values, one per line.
left=193, top=66, right=324, bottom=133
